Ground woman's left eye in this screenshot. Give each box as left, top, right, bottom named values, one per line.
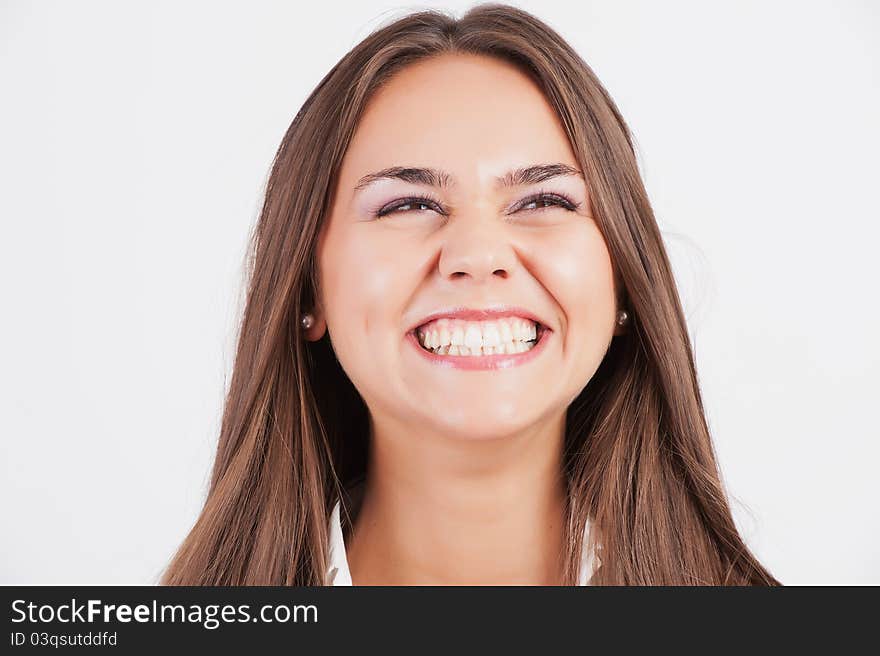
left=518, top=193, right=578, bottom=212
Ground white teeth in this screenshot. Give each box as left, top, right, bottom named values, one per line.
left=416, top=316, right=543, bottom=356
left=482, top=323, right=501, bottom=348
left=464, top=325, right=482, bottom=350
left=499, top=321, right=513, bottom=343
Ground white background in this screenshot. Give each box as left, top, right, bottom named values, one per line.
left=1, top=0, right=877, bottom=584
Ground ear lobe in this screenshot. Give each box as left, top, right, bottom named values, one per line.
left=612, top=308, right=630, bottom=337
left=303, top=313, right=327, bottom=342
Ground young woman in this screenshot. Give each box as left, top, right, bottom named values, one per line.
left=161, top=3, right=779, bottom=586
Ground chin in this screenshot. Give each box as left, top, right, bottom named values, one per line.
left=419, top=404, right=548, bottom=441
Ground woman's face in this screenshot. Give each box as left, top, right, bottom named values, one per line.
left=314, top=53, right=619, bottom=441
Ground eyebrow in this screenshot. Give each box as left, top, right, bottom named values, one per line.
left=353, top=163, right=584, bottom=193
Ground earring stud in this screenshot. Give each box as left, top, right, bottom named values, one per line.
left=616, top=310, right=629, bottom=327
left=301, top=313, right=314, bottom=330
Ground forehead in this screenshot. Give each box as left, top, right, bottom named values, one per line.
left=338, top=53, right=578, bottom=190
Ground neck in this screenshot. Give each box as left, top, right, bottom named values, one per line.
left=345, top=412, right=569, bottom=585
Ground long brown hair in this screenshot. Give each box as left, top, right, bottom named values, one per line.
left=161, top=2, right=779, bottom=585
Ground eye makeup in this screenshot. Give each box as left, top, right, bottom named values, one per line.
left=370, top=188, right=582, bottom=220
left=513, top=190, right=581, bottom=214
left=372, top=192, right=447, bottom=219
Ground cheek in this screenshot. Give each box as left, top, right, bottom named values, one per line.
left=319, top=225, right=413, bottom=367
left=533, top=222, right=616, bottom=352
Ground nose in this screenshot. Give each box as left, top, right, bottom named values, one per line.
left=437, top=209, right=517, bottom=283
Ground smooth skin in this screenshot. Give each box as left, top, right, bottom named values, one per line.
left=306, top=53, right=620, bottom=585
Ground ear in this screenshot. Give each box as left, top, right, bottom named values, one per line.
left=611, top=269, right=629, bottom=337
left=302, top=309, right=328, bottom=342
left=612, top=287, right=629, bottom=338
left=612, top=309, right=627, bottom=337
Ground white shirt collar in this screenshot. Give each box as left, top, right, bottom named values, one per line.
left=327, top=498, right=354, bottom=586
left=326, top=497, right=600, bottom=586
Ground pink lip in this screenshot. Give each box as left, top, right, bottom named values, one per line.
left=405, top=322, right=552, bottom=370
left=407, top=305, right=550, bottom=334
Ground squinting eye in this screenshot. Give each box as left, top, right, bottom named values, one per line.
left=518, top=193, right=579, bottom=212
left=375, top=196, right=443, bottom=219
left=373, top=191, right=580, bottom=219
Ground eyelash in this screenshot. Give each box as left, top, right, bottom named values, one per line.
left=373, top=190, right=581, bottom=219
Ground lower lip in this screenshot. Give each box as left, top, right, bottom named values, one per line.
left=405, top=325, right=552, bottom=370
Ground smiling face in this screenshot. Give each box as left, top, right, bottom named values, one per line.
left=312, top=53, right=619, bottom=441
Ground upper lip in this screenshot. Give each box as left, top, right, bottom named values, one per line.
left=407, top=305, right=552, bottom=333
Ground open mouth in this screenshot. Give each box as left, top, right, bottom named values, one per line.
left=413, top=318, right=547, bottom=357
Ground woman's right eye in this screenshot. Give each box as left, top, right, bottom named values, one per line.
left=375, top=196, right=442, bottom=218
